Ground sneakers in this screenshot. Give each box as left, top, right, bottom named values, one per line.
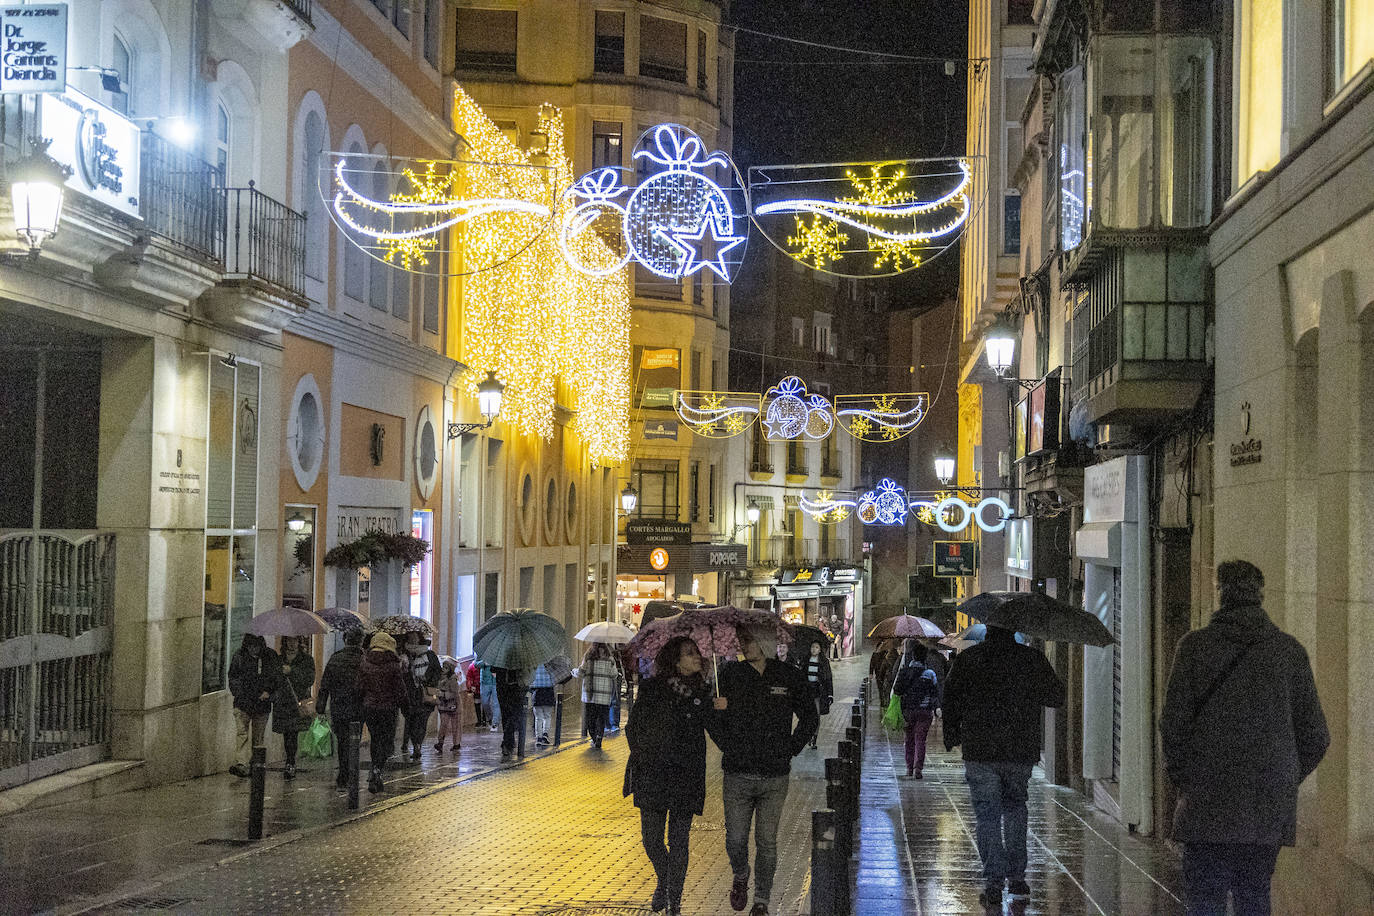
left=283, top=763, right=296, bottom=779
left=228, top=764, right=249, bottom=778
left=489, top=723, right=499, bottom=732
left=729, top=876, right=748, bottom=912
left=1008, top=879, right=1031, bottom=898
left=978, top=885, right=1002, bottom=907
left=536, top=733, right=550, bottom=747
left=749, top=903, right=769, bottom=916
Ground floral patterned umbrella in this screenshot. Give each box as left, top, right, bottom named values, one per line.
left=314, top=606, right=368, bottom=632
left=373, top=614, right=435, bottom=639
left=866, top=614, right=945, bottom=640
left=628, top=605, right=793, bottom=692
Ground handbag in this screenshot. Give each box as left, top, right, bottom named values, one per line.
left=881, top=692, right=906, bottom=731
left=285, top=678, right=315, bottom=720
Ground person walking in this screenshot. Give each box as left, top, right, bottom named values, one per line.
left=400, top=634, right=441, bottom=762
left=799, top=639, right=833, bottom=749
left=492, top=664, right=529, bottom=762
left=357, top=631, right=407, bottom=794
left=828, top=614, right=842, bottom=659
left=479, top=660, right=501, bottom=733
left=433, top=657, right=464, bottom=753
left=1160, top=560, right=1329, bottom=916
left=270, top=636, right=316, bottom=780
left=465, top=659, right=486, bottom=728
left=316, top=628, right=366, bottom=789
left=576, top=643, right=619, bottom=749
left=625, top=636, right=724, bottom=916
left=530, top=662, right=557, bottom=747
left=942, top=624, right=1065, bottom=907
left=716, top=630, right=819, bottom=916
left=892, top=639, right=939, bottom=778
left=227, top=634, right=280, bottom=777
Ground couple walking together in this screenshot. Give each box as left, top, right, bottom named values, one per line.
left=623, top=630, right=818, bottom=916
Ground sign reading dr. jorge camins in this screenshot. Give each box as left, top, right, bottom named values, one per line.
left=40, top=86, right=141, bottom=218
left=0, top=4, right=66, bottom=94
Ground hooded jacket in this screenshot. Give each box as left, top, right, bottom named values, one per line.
left=358, top=638, right=407, bottom=711
left=624, top=674, right=721, bottom=814
left=941, top=627, right=1065, bottom=763
left=228, top=636, right=281, bottom=715
left=1160, top=603, right=1329, bottom=846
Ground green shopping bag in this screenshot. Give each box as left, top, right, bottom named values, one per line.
left=300, top=716, right=334, bottom=758
left=881, top=693, right=906, bottom=731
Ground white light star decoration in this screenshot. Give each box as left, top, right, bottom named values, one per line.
left=761, top=376, right=835, bottom=441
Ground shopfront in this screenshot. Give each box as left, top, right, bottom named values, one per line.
left=773, top=566, right=864, bottom=656
left=615, top=542, right=748, bottom=622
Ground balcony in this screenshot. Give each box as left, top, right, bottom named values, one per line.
left=230, top=0, right=313, bottom=51
left=820, top=463, right=841, bottom=485
left=140, top=131, right=223, bottom=264
left=1071, top=246, right=1209, bottom=428
left=199, top=182, right=308, bottom=335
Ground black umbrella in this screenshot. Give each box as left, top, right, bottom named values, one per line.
left=955, top=591, right=1114, bottom=647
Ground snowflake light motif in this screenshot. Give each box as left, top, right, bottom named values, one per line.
left=381, top=161, right=457, bottom=267
left=788, top=214, right=848, bottom=269
left=844, top=167, right=925, bottom=272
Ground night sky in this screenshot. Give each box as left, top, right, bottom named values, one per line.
left=729, top=0, right=970, bottom=311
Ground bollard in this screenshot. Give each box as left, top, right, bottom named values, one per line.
left=811, top=808, right=849, bottom=916
left=838, top=739, right=860, bottom=822
left=347, top=720, right=362, bottom=810
left=850, top=708, right=863, bottom=732
left=247, top=745, right=266, bottom=840
left=825, top=757, right=853, bottom=859
left=517, top=700, right=527, bottom=758
left=846, top=725, right=863, bottom=773
left=553, top=694, right=564, bottom=746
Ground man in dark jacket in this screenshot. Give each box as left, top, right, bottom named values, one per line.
left=943, top=624, right=1065, bottom=907
left=715, top=630, right=818, bottom=916
left=1161, top=560, right=1328, bottom=916
left=227, top=634, right=280, bottom=777
left=357, top=631, right=407, bottom=794
left=317, top=628, right=365, bottom=789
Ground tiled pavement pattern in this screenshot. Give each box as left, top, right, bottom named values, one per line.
left=5, top=657, right=1188, bottom=915
left=0, top=700, right=593, bottom=915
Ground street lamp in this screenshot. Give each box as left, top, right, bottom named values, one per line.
left=619, top=483, right=639, bottom=515
left=448, top=370, right=505, bottom=438
left=746, top=503, right=760, bottom=524
left=933, top=449, right=955, bottom=486
left=286, top=511, right=307, bottom=533
left=984, top=322, right=1016, bottom=377
left=9, top=139, right=70, bottom=257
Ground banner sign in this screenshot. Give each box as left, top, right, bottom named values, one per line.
left=642, top=418, right=679, bottom=440
left=40, top=86, right=141, bottom=218
left=1, top=4, right=66, bottom=94
left=626, top=519, right=691, bottom=545
left=934, top=540, right=977, bottom=577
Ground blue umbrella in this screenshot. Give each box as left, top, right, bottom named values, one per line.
left=944, top=623, right=1029, bottom=647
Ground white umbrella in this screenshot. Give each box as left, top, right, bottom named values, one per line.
left=245, top=607, right=328, bottom=637
left=574, top=620, right=636, bottom=644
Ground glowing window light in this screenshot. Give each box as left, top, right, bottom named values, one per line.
left=761, top=376, right=834, bottom=441
left=800, top=491, right=856, bottom=524
left=835, top=392, right=927, bottom=442
left=674, top=390, right=761, bottom=438
left=451, top=87, right=631, bottom=466
left=856, top=478, right=909, bottom=526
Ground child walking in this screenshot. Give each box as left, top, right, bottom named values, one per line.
left=434, top=658, right=464, bottom=753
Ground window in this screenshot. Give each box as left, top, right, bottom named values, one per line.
left=1007, top=0, right=1035, bottom=25
left=791, top=317, right=805, bottom=347
left=202, top=357, right=260, bottom=694
left=822, top=436, right=839, bottom=476
left=423, top=0, right=441, bottom=67
left=1058, top=63, right=1088, bottom=250
left=1326, top=0, right=1374, bottom=98
left=456, top=9, right=517, bottom=71
left=212, top=101, right=231, bottom=175
left=692, top=269, right=703, bottom=308
left=410, top=510, right=433, bottom=619
left=303, top=113, right=328, bottom=282
left=689, top=461, right=700, bottom=522
left=369, top=165, right=390, bottom=312
left=111, top=32, right=132, bottom=115
left=422, top=257, right=441, bottom=333
left=343, top=143, right=367, bottom=299
left=1237, top=0, right=1282, bottom=184
left=787, top=440, right=807, bottom=474
left=1118, top=246, right=1208, bottom=363
left=370, top=0, right=410, bottom=36
left=813, top=313, right=833, bottom=356
left=1003, top=191, right=1021, bottom=255
left=594, top=11, right=625, bottom=74
left=707, top=464, right=717, bottom=524
left=640, top=15, right=687, bottom=83
left=635, top=263, right=681, bottom=300
left=592, top=120, right=622, bottom=169
left=751, top=423, right=772, bottom=471
left=697, top=29, right=708, bottom=91
left=631, top=459, right=679, bottom=519
left=690, top=349, right=702, bottom=390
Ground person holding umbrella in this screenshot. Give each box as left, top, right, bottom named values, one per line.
left=271, top=635, right=316, bottom=779
left=624, top=635, right=725, bottom=916
left=576, top=642, right=620, bottom=749
left=317, top=628, right=366, bottom=789
left=357, top=631, right=407, bottom=793
left=399, top=633, right=442, bottom=762
left=892, top=639, right=940, bottom=778
left=473, top=609, right=568, bottom=762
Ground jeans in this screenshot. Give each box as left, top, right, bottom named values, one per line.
left=363, top=706, right=398, bottom=777
left=964, top=760, right=1033, bottom=887
left=1182, top=843, right=1280, bottom=916
left=496, top=680, right=525, bottom=754
left=903, top=711, right=934, bottom=774
left=533, top=705, right=553, bottom=739
left=233, top=709, right=268, bottom=767
left=641, top=806, right=693, bottom=909
left=584, top=702, right=610, bottom=743
left=723, top=772, right=791, bottom=902
left=480, top=683, right=501, bottom=727
left=334, top=717, right=361, bottom=785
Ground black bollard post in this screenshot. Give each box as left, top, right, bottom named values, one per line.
left=846, top=725, right=863, bottom=776
left=812, top=808, right=845, bottom=916
left=825, top=757, right=853, bottom=860
left=347, top=720, right=362, bottom=811
left=553, top=694, right=564, bottom=746
left=839, top=739, right=860, bottom=824
left=247, top=745, right=266, bottom=840
left=850, top=707, right=863, bottom=733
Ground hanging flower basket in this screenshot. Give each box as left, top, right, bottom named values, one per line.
left=323, top=529, right=431, bottom=570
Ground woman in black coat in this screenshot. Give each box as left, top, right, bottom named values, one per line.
left=624, top=635, right=721, bottom=916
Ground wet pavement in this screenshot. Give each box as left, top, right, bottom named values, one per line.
left=1, top=657, right=1187, bottom=915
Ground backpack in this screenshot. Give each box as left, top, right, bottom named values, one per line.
left=898, top=665, right=938, bottom=711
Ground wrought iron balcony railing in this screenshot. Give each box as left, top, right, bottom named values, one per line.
left=222, top=182, right=307, bottom=302
left=140, top=131, right=223, bottom=264
left=284, top=0, right=312, bottom=25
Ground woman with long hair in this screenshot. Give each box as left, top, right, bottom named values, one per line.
left=624, top=635, right=722, bottom=916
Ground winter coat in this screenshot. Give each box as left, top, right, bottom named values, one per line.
left=798, top=653, right=833, bottom=712
left=576, top=653, right=620, bottom=706
left=271, top=651, right=316, bottom=734
left=358, top=648, right=407, bottom=711
left=228, top=644, right=282, bottom=715
left=403, top=649, right=442, bottom=711
left=942, top=628, right=1065, bottom=764
left=1160, top=603, right=1329, bottom=846
left=893, top=662, right=940, bottom=718
left=715, top=658, right=819, bottom=777
left=624, top=675, right=720, bottom=815
left=465, top=661, right=481, bottom=694
left=317, top=645, right=365, bottom=722
left=436, top=673, right=462, bottom=714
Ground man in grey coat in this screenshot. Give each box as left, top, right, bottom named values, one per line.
left=1161, top=560, right=1329, bottom=916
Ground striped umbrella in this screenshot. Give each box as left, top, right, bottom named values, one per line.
left=473, top=608, right=567, bottom=671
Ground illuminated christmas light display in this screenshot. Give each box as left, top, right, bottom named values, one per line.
left=913, top=490, right=958, bottom=526
left=800, top=490, right=856, bottom=524
left=673, top=390, right=761, bottom=438
left=857, top=478, right=910, bottom=526
left=451, top=87, right=630, bottom=465
left=761, top=376, right=835, bottom=440
left=835, top=392, right=928, bottom=442
left=749, top=157, right=974, bottom=278
left=933, top=495, right=1013, bottom=534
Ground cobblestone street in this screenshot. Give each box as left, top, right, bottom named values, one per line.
left=9, top=657, right=1191, bottom=916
